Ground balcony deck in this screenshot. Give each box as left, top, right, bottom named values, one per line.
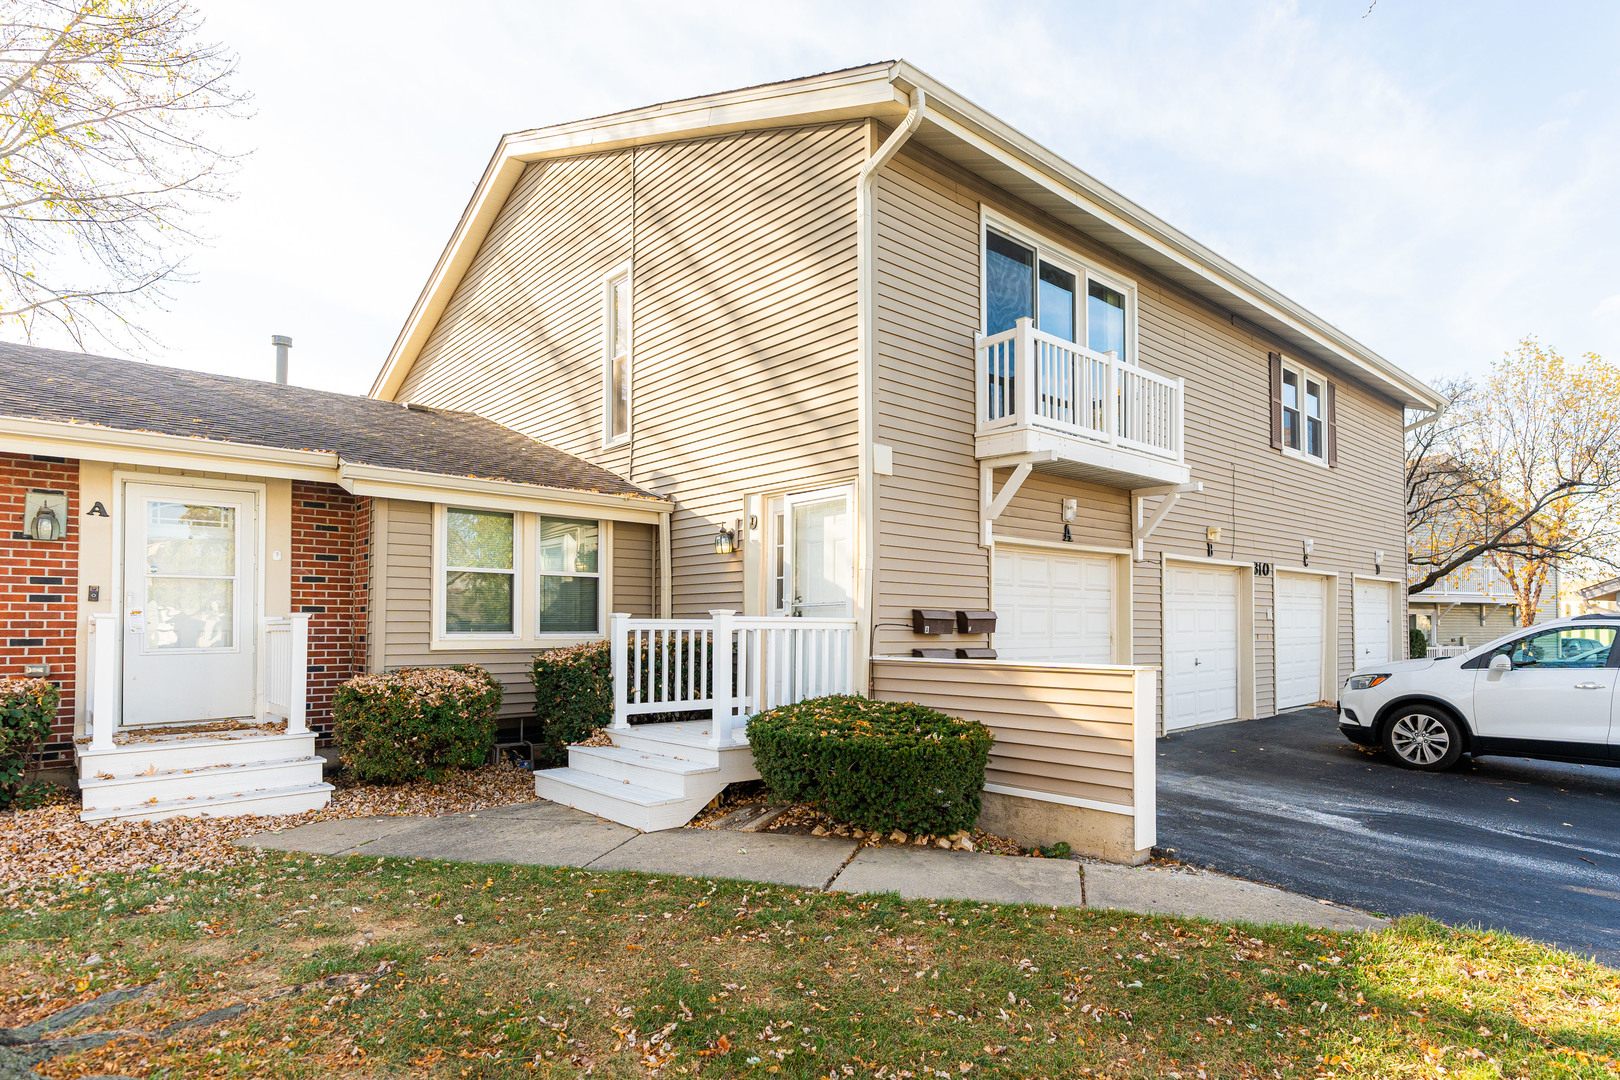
left=976, top=319, right=1189, bottom=489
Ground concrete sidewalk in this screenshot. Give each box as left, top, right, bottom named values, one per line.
left=240, top=802, right=1386, bottom=932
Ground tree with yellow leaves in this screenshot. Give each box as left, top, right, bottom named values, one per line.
left=0, top=1, right=249, bottom=347
left=1407, top=339, right=1620, bottom=626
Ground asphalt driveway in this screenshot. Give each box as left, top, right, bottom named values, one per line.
left=1156, top=708, right=1620, bottom=966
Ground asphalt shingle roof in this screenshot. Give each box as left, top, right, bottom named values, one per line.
left=0, top=341, right=662, bottom=501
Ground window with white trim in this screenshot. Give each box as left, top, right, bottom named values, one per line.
left=443, top=507, right=516, bottom=634
left=537, top=516, right=600, bottom=634
left=1281, top=360, right=1327, bottom=462
left=604, top=267, right=631, bottom=444
left=983, top=219, right=1134, bottom=362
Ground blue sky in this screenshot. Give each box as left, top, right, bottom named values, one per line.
left=64, top=0, right=1620, bottom=396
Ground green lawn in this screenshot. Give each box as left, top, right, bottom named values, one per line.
left=2, top=852, right=1616, bottom=1079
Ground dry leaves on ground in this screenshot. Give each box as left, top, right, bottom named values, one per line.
left=0, top=761, right=537, bottom=891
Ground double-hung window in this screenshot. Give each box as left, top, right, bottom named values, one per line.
left=604, top=266, right=631, bottom=444
left=537, top=516, right=600, bottom=634
left=1277, top=357, right=1330, bottom=463
left=444, top=508, right=517, bottom=634
left=983, top=220, right=1134, bottom=361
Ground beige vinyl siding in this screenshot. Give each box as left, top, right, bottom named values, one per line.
left=871, top=141, right=1408, bottom=720
left=396, top=123, right=866, bottom=618
left=871, top=658, right=1140, bottom=809
left=1412, top=600, right=1551, bottom=651
left=611, top=521, right=658, bottom=617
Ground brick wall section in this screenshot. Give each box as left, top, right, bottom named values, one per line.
left=0, top=453, right=79, bottom=763
left=291, top=482, right=368, bottom=738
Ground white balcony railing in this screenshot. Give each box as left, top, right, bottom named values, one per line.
left=261, top=614, right=311, bottom=735
left=977, top=317, right=1184, bottom=461
left=609, top=610, right=857, bottom=747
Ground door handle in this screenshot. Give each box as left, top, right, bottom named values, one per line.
left=1574, top=682, right=1606, bottom=690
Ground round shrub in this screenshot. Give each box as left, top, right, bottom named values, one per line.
left=530, top=641, right=612, bottom=768
left=333, top=665, right=502, bottom=784
left=0, top=677, right=58, bottom=810
left=748, top=695, right=993, bottom=836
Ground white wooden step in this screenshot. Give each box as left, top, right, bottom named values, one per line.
left=79, top=756, right=326, bottom=810
left=534, top=767, right=697, bottom=832
left=79, top=781, right=334, bottom=823
left=79, top=731, right=318, bottom=776
left=568, top=744, right=717, bottom=794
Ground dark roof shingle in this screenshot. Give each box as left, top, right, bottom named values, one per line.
left=0, top=341, right=661, bottom=501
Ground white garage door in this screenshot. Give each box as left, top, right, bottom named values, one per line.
left=1165, top=564, right=1240, bottom=730
left=1355, top=580, right=1393, bottom=668
left=1275, top=573, right=1326, bottom=709
left=993, top=547, right=1114, bottom=663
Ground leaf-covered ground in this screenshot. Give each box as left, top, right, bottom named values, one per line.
left=2, top=852, right=1616, bottom=1079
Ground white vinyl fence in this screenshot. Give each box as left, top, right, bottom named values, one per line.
left=609, top=610, right=857, bottom=746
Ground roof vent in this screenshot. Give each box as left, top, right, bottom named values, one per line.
left=271, top=334, right=292, bottom=384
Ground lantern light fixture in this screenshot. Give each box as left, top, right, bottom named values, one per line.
left=713, top=523, right=736, bottom=557
left=30, top=503, right=60, bottom=542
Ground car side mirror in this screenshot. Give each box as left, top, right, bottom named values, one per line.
left=1488, top=653, right=1512, bottom=673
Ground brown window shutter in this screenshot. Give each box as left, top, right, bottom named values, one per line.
left=1268, top=352, right=1284, bottom=449
left=1325, top=381, right=1339, bottom=467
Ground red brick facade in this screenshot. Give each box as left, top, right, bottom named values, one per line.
left=0, top=453, right=79, bottom=763
left=290, top=482, right=371, bottom=737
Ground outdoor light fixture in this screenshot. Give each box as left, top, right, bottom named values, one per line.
left=1374, top=549, right=1385, bottom=575
left=713, top=524, right=736, bottom=557
left=30, top=503, right=59, bottom=542
left=1302, top=538, right=1314, bottom=568
left=1060, top=498, right=1078, bottom=523
left=1206, top=525, right=1221, bottom=558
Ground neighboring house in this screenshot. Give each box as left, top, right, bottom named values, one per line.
left=1408, top=558, right=1560, bottom=652
left=1573, top=576, right=1620, bottom=617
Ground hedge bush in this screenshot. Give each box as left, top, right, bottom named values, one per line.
left=1, top=678, right=58, bottom=810
left=748, top=695, right=993, bottom=836
left=530, top=641, right=612, bottom=767
left=333, top=666, right=502, bottom=784
left=1409, top=626, right=1428, bottom=660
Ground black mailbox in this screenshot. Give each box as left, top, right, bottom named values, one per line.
left=956, top=610, right=997, bottom=634
left=912, top=608, right=955, bottom=635
left=911, top=647, right=955, bottom=659
left=955, top=647, right=997, bottom=660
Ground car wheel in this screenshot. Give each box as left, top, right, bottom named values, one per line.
left=1382, top=707, right=1465, bottom=771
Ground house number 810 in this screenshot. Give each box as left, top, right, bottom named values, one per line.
left=1253, top=562, right=1273, bottom=576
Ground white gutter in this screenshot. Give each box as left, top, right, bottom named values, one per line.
left=855, top=88, right=925, bottom=692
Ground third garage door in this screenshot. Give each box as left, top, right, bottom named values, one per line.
left=1275, top=573, right=1326, bottom=709
left=1165, top=563, right=1239, bottom=730
left=993, top=547, right=1114, bottom=664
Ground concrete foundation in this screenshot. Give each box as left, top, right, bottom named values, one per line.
left=977, top=790, right=1149, bottom=865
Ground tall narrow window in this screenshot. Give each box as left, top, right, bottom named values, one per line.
left=1305, top=378, right=1324, bottom=458
left=537, top=516, right=600, bottom=634
left=444, top=508, right=515, bottom=634
left=1281, top=369, right=1301, bottom=451
left=1087, top=281, right=1127, bottom=358
left=1037, top=262, right=1077, bottom=342
left=605, top=270, right=631, bottom=442
left=985, top=232, right=1035, bottom=335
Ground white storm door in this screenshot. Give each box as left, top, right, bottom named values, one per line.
left=1165, top=564, right=1239, bottom=730
left=1354, top=580, right=1393, bottom=667
left=1276, top=573, right=1326, bottom=709
left=992, top=547, right=1113, bottom=663
left=122, top=484, right=259, bottom=725
left=783, top=488, right=853, bottom=618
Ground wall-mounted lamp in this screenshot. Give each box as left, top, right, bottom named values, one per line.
left=1302, top=538, right=1314, bottom=568
left=1206, top=525, right=1221, bottom=558
left=1060, top=498, right=1078, bottom=523
left=30, top=503, right=59, bottom=542
left=23, top=492, right=66, bottom=542
left=713, top=523, right=736, bottom=557
left=1374, top=549, right=1385, bottom=575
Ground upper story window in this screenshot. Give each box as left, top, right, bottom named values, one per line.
left=604, top=265, right=631, bottom=445
left=1270, top=354, right=1337, bottom=466
left=983, top=217, right=1135, bottom=362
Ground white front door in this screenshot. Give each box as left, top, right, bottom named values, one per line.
left=123, top=483, right=259, bottom=725
left=1165, top=564, right=1239, bottom=730
left=992, top=547, right=1114, bottom=663
left=1275, top=573, right=1326, bottom=709
left=778, top=488, right=853, bottom=618
left=1354, top=580, right=1393, bottom=668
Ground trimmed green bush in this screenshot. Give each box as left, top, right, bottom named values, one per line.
left=1, top=678, right=58, bottom=810
left=333, top=666, right=502, bottom=784
left=748, top=695, right=993, bottom=836
left=530, top=641, right=612, bottom=767
left=1409, top=626, right=1428, bottom=660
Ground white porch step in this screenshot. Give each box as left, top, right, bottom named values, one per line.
left=79, top=780, right=335, bottom=824
left=78, top=731, right=319, bottom=775
left=535, top=768, right=693, bottom=832
left=568, top=744, right=718, bottom=794
left=79, top=756, right=325, bottom=809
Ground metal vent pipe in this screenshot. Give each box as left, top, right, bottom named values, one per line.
left=272, top=334, right=293, bottom=384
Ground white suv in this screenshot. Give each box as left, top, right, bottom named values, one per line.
left=1337, top=614, right=1620, bottom=770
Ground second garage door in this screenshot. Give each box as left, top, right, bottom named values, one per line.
left=992, top=547, right=1114, bottom=664
left=1165, top=563, right=1240, bottom=730
left=1275, top=573, right=1326, bottom=709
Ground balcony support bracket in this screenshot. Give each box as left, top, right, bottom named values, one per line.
left=979, top=453, right=1050, bottom=546
left=1132, top=480, right=1203, bottom=561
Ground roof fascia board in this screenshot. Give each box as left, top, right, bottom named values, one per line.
left=894, top=68, right=1441, bottom=409
left=0, top=415, right=341, bottom=480
left=370, top=66, right=905, bottom=401
left=336, top=462, right=670, bottom=522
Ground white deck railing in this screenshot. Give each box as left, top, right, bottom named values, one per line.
left=610, top=610, right=858, bottom=747
left=261, top=613, right=311, bottom=735
left=977, top=317, right=1183, bottom=460
left=86, top=613, right=119, bottom=752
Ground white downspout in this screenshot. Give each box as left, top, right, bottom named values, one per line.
left=856, top=87, right=925, bottom=693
